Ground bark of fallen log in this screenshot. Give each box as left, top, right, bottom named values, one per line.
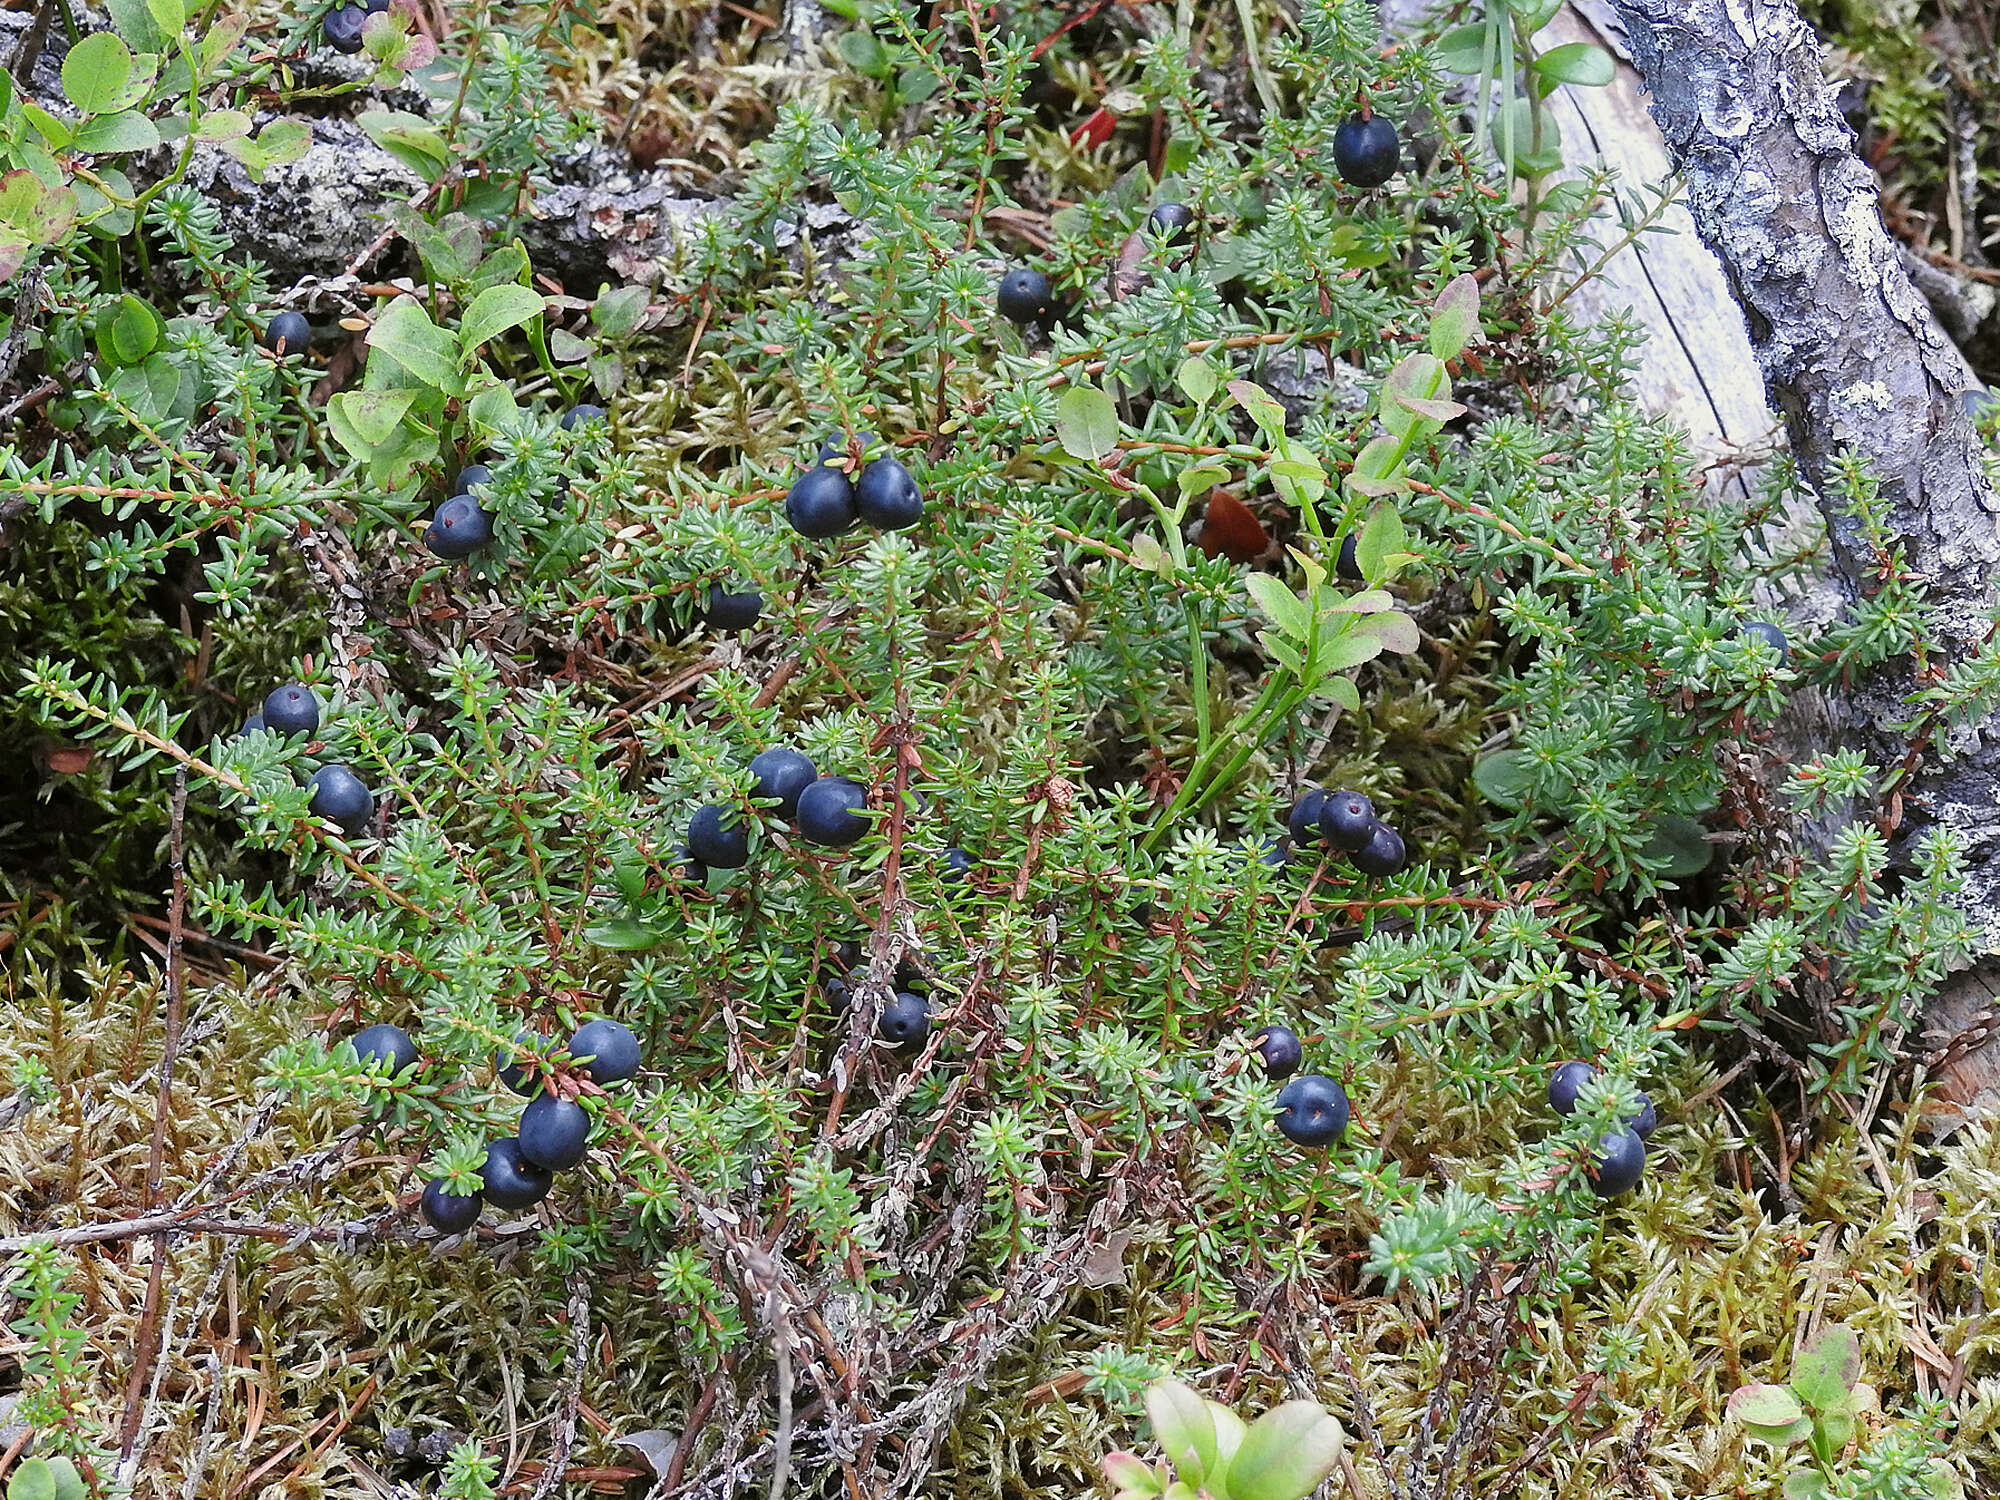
left=1606, top=0, right=2000, bottom=1131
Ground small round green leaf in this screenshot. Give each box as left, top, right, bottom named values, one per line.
left=1056, top=385, right=1119, bottom=462
left=62, top=31, right=135, bottom=116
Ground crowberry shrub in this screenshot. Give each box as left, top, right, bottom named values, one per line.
left=2, top=0, right=1990, bottom=1495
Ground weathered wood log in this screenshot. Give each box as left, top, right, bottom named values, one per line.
left=1534, top=3, right=1782, bottom=497
left=1602, top=0, right=2000, bottom=1131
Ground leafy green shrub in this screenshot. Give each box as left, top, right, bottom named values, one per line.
left=2, top=0, right=1993, bottom=1494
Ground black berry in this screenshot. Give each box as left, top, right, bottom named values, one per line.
left=496, top=1031, right=545, bottom=1095
left=687, top=803, right=750, bottom=869
left=703, top=582, right=763, bottom=633
left=260, top=311, right=311, bottom=356
left=1275, top=1074, right=1350, bottom=1147
left=351, top=1023, right=418, bottom=1077
left=425, top=495, right=494, bottom=559
left=996, top=267, right=1053, bottom=325
left=420, top=1179, right=482, bottom=1234
left=263, top=683, right=321, bottom=737
left=1587, top=1128, right=1646, bottom=1198
left=785, top=464, right=858, bottom=539
left=322, top=4, right=368, bottom=53
left=1350, top=821, right=1406, bottom=877
left=1549, top=1060, right=1657, bottom=1138
left=941, top=847, right=975, bottom=883
left=1251, top=1023, right=1303, bottom=1081
left=1740, top=621, right=1789, bottom=661
left=749, top=747, right=818, bottom=817
left=854, top=456, right=925, bottom=531
left=879, top=991, right=931, bottom=1050
left=1335, top=532, right=1364, bottom=581
left=309, top=765, right=375, bottom=836
left=569, top=1018, right=641, bottom=1084
left=235, top=711, right=266, bottom=738
left=679, top=844, right=709, bottom=883
left=454, top=463, right=494, bottom=491
left=560, top=404, right=607, bottom=431
left=1319, top=790, right=1376, bottom=852
left=1252, top=836, right=1290, bottom=871
left=479, top=1138, right=553, bottom=1210
left=1331, top=114, right=1400, bottom=189
left=1146, top=202, right=1194, bottom=240
left=796, top=776, right=871, bottom=847
left=1287, top=789, right=1327, bottom=845
left=1548, top=1060, right=1596, bottom=1115
left=518, top=1093, right=591, bottom=1171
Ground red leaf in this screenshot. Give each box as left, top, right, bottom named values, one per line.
left=1197, top=491, right=1269, bottom=563
left=1070, top=108, right=1117, bottom=149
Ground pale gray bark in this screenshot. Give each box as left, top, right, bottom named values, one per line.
left=1607, top=0, right=1998, bottom=593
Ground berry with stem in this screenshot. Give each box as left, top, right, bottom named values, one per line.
left=784, top=465, right=858, bottom=539
left=796, top=776, right=870, bottom=847
left=569, top=1018, right=641, bottom=1084
left=263, top=684, right=320, bottom=736
left=351, top=1023, right=418, bottom=1076
left=1331, top=113, right=1400, bottom=189
left=260, top=312, right=311, bottom=356
left=479, top=1138, right=553, bottom=1210
left=309, top=765, right=375, bottom=835
left=749, top=747, right=817, bottom=818
left=420, top=1179, right=482, bottom=1234
left=1251, top=1024, right=1303, bottom=1081
left=1275, top=1074, right=1350, bottom=1147
left=518, top=1093, right=591, bottom=1171
left=854, top=456, right=925, bottom=530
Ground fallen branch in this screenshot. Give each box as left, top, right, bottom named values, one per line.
left=1607, top=0, right=2000, bottom=1127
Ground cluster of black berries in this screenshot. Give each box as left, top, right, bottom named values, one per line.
left=785, top=432, right=926, bottom=539
left=351, top=1016, right=645, bottom=1232
left=1286, top=788, right=1407, bottom=877
left=1548, top=1060, right=1660, bottom=1198
left=1248, top=1023, right=1351, bottom=1148
left=683, top=747, right=874, bottom=877
left=994, top=124, right=1396, bottom=324
left=821, top=943, right=933, bottom=1053
left=237, top=683, right=375, bottom=836
left=322, top=0, right=392, bottom=54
